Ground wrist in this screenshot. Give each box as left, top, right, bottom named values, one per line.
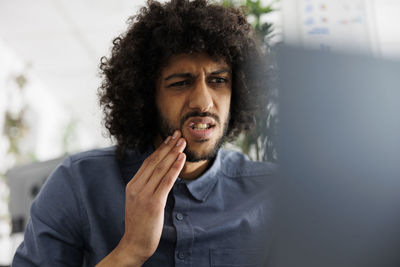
left=114, top=241, right=146, bottom=267
left=96, top=238, right=147, bottom=267
left=115, top=236, right=151, bottom=266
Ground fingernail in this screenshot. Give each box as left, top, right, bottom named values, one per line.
left=164, top=136, right=171, bottom=144
left=172, top=130, right=179, bottom=139
left=176, top=138, right=183, bottom=147
left=177, top=153, right=185, bottom=161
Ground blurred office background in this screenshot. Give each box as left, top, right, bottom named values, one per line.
left=0, top=0, right=147, bottom=264
left=0, top=0, right=281, bottom=264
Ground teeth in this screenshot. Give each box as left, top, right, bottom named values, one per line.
left=192, top=123, right=210, bottom=130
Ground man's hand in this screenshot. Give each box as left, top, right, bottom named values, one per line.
left=97, top=130, right=186, bottom=267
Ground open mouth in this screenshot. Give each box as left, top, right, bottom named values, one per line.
left=185, top=117, right=217, bottom=139
left=189, top=122, right=215, bottom=130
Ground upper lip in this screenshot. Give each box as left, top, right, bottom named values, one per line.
left=186, top=117, right=216, bottom=127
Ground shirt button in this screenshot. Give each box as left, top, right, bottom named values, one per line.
left=177, top=251, right=185, bottom=260
left=176, top=213, right=184, bottom=221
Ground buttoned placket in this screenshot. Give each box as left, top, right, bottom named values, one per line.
left=172, top=180, right=194, bottom=266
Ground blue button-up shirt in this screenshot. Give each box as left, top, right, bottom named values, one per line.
left=13, top=146, right=277, bottom=266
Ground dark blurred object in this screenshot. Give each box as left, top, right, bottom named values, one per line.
left=269, top=46, right=400, bottom=267
left=6, top=157, right=65, bottom=233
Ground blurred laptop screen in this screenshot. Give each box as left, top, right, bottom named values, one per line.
left=268, top=46, right=400, bottom=267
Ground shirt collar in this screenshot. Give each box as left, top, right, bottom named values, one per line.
left=121, top=145, right=223, bottom=202
left=181, top=149, right=223, bottom=202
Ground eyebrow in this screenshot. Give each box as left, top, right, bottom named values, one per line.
left=164, top=73, right=192, bottom=81
left=210, top=68, right=231, bottom=75
left=164, top=68, right=231, bottom=81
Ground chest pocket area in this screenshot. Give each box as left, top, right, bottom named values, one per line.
left=210, top=248, right=265, bottom=267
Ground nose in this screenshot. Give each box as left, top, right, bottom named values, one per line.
left=188, top=79, right=213, bottom=112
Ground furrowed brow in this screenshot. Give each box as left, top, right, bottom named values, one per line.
left=210, top=68, right=231, bottom=75
left=164, top=73, right=193, bottom=81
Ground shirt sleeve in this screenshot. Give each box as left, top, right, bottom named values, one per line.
left=12, top=157, right=85, bottom=267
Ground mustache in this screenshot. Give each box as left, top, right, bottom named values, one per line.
left=180, top=111, right=220, bottom=127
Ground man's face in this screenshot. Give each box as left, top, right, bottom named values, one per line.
left=155, top=53, right=232, bottom=162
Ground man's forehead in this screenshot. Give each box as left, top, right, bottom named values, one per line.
left=160, top=53, right=231, bottom=74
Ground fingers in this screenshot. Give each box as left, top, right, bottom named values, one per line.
left=144, top=138, right=186, bottom=193
left=127, top=130, right=184, bottom=194
left=134, top=130, right=181, bottom=180
left=155, top=152, right=186, bottom=200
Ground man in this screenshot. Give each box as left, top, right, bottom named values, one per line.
left=13, top=0, right=276, bottom=266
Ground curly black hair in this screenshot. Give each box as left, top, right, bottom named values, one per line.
left=99, top=0, right=267, bottom=158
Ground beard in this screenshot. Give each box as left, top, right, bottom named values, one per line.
left=157, top=111, right=229, bottom=162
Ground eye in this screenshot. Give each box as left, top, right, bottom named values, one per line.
left=208, top=77, right=229, bottom=85
left=168, top=80, right=190, bottom=88
left=209, top=77, right=228, bottom=84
